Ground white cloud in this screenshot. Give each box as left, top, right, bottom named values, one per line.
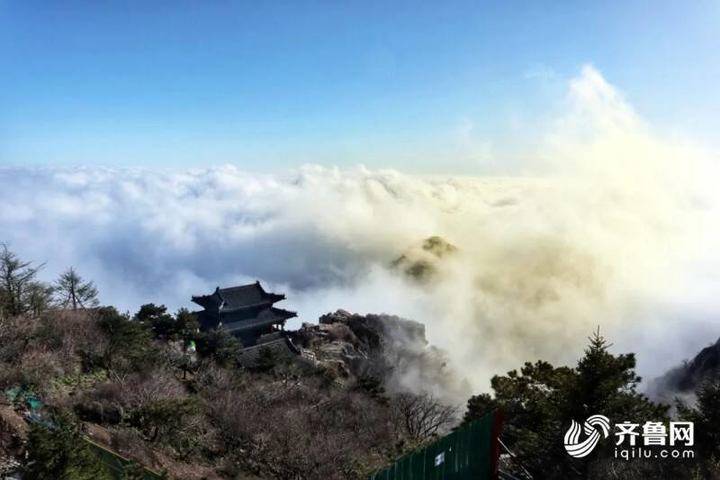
left=1, top=66, right=718, bottom=398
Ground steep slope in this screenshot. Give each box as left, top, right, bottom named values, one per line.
left=649, top=337, right=720, bottom=402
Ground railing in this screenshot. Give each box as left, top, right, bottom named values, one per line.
left=85, top=437, right=165, bottom=480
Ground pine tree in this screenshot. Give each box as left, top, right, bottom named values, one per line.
left=174, top=308, right=199, bottom=342
left=678, top=381, right=720, bottom=475
left=0, top=244, right=49, bottom=317
left=121, top=462, right=148, bottom=480
left=462, top=329, right=669, bottom=479
left=24, top=420, right=112, bottom=480
left=195, top=328, right=243, bottom=367
left=134, top=303, right=174, bottom=338
left=96, top=307, right=155, bottom=373
left=53, top=267, right=99, bottom=310
left=569, top=328, right=665, bottom=423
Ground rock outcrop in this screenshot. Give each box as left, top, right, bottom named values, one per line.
left=391, top=236, right=458, bottom=283
left=291, top=309, right=470, bottom=403
left=649, top=337, right=720, bottom=403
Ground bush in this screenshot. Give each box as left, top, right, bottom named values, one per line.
left=25, top=418, right=112, bottom=480
left=195, top=329, right=242, bottom=367
left=207, top=375, right=396, bottom=479
left=95, top=307, right=156, bottom=374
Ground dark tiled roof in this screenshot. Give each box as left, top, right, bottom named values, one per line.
left=222, top=307, right=297, bottom=333
left=268, top=306, right=297, bottom=319
left=192, top=281, right=286, bottom=311
left=217, top=282, right=284, bottom=310
left=191, top=291, right=222, bottom=310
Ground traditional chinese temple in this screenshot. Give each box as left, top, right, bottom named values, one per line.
left=192, top=281, right=297, bottom=347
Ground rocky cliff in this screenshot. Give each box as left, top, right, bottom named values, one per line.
left=291, top=309, right=470, bottom=404
left=649, top=337, right=720, bottom=403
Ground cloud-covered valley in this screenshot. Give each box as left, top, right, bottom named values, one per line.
left=2, top=66, right=719, bottom=398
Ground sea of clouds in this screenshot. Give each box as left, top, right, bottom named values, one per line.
left=2, top=66, right=719, bottom=400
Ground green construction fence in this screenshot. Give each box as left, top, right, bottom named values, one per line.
left=86, top=438, right=164, bottom=479
left=369, top=410, right=503, bottom=480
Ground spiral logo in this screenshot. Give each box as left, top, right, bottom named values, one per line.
left=564, top=414, right=611, bottom=458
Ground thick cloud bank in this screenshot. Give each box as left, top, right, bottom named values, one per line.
left=2, top=66, right=719, bottom=397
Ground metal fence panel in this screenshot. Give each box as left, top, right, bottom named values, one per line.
left=369, top=410, right=502, bottom=480
left=86, top=438, right=164, bottom=479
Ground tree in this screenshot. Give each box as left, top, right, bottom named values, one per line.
left=127, top=398, right=199, bottom=444
left=134, top=305, right=198, bottom=341
left=134, top=303, right=174, bottom=338
left=0, top=244, right=49, bottom=317
left=53, top=267, right=99, bottom=310
left=174, top=308, right=199, bottom=342
left=353, top=373, right=386, bottom=399
left=121, top=462, right=168, bottom=480
left=678, top=381, right=720, bottom=477
left=121, top=462, right=149, bottom=480
left=391, top=392, right=457, bottom=446
left=95, top=307, right=155, bottom=374
left=463, top=330, right=670, bottom=479
left=25, top=281, right=55, bottom=316
left=24, top=419, right=112, bottom=480
left=195, top=328, right=242, bottom=367
left=255, top=346, right=281, bottom=373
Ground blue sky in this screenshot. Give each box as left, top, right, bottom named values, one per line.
left=1, top=1, right=719, bottom=173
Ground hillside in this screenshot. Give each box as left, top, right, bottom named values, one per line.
left=0, top=307, right=459, bottom=479
left=649, top=337, right=720, bottom=404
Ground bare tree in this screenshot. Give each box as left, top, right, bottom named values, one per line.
left=0, top=244, right=47, bottom=316
left=391, top=392, right=458, bottom=445
left=53, top=267, right=99, bottom=310
left=25, top=281, right=54, bottom=316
